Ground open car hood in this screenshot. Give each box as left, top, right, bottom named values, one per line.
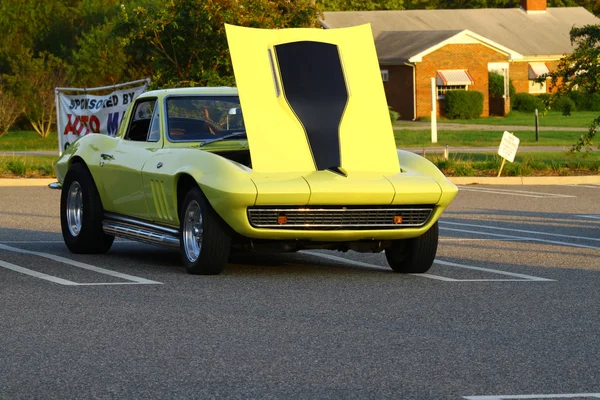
left=225, top=24, right=400, bottom=175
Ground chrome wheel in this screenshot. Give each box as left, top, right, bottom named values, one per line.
left=66, top=181, right=83, bottom=237
left=183, top=200, right=203, bottom=262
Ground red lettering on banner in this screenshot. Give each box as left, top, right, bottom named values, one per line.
left=63, top=114, right=100, bottom=136
left=89, top=116, right=100, bottom=133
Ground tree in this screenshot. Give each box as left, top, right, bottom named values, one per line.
left=70, top=23, right=142, bottom=87
left=116, top=0, right=321, bottom=89
left=4, top=52, right=69, bottom=138
left=547, top=24, right=600, bottom=151
left=0, top=85, right=23, bottom=136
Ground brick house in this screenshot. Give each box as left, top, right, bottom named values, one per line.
left=320, top=0, right=599, bottom=120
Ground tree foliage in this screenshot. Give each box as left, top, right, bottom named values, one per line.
left=117, top=0, right=320, bottom=88
left=4, top=52, right=69, bottom=138
left=322, top=0, right=405, bottom=10
left=0, top=85, right=23, bottom=137
left=547, top=24, right=600, bottom=151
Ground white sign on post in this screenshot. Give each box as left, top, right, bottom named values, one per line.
left=497, top=131, right=519, bottom=177
left=498, top=131, right=520, bottom=162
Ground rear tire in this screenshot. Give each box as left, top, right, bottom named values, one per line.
left=385, top=222, right=438, bottom=273
left=180, top=186, right=231, bottom=275
left=60, top=163, right=114, bottom=254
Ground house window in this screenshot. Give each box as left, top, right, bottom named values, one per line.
left=437, top=85, right=468, bottom=99
left=381, top=70, right=389, bottom=82
left=436, top=70, right=473, bottom=99
left=528, top=62, right=549, bottom=94
left=529, top=80, right=547, bottom=94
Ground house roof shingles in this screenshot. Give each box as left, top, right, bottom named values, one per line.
left=321, top=8, right=600, bottom=58
left=376, top=30, right=462, bottom=62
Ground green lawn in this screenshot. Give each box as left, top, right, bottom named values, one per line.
left=0, top=130, right=58, bottom=152
left=394, top=129, right=587, bottom=148
left=398, top=111, right=598, bottom=128
left=0, top=155, right=57, bottom=178
left=427, top=151, right=600, bottom=177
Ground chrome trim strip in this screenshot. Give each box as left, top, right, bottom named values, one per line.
left=102, top=221, right=180, bottom=249
left=247, top=207, right=433, bottom=229
left=250, top=223, right=427, bottom=228
left=103, top=213, right=179, bottom=236
left=48, top=182, right=62, bottom=190
left=249, top=207, right=433, bottom=213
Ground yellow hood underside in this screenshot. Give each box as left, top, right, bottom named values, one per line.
left=225, top=24, right=399, bottom=175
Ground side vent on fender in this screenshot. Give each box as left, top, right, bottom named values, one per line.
left=150, top=180, right=173, bottom=221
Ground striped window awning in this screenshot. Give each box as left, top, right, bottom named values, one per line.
left=436, top=70, right=474, bottom=86
left=528, top=62, right=550, bottom=79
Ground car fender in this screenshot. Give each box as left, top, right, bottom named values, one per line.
left=141, top=148, right=257, bottom=229
left=397, top=149, right=458, bottom=206
left=54, top=134, right=119, bottom=206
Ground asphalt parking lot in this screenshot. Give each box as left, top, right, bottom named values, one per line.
left=1, top=184, right=599, bottom=399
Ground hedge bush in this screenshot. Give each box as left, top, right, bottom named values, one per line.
left=489, top=71, right=516, bottom=99
left=536, top=93, right=552, bottom=107
left=444, top=90, right=484, bottom=119
left=512, top=93, right=545, bottom=112
left=389, top=106, right=400, bottom=123
left=568, top=91, right=600, bottom=111
left=551, top=96, right=576, bottom=115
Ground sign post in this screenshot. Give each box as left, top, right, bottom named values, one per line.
left=497, top=131, right=520, bottom=177
left=431, top=77, right=437, bottom=144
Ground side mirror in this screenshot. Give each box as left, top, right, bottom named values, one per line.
left=228, top=107, right=240, bottom=115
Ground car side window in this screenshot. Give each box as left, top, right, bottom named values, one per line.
left=125, top=99, right=156, bottom=142
left=147, top=108, right=160, bottom=142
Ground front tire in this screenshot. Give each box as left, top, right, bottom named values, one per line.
left=385, top=222, right=438, bottom=273
left=60, top=163, right=114, bottom=254
left=180, top=186, right=231, bottom=275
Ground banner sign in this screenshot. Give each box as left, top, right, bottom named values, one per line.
left=56, top=81, right=148, bottom=151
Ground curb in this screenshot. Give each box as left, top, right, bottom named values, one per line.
left=449, top=176, right=600, bottom=185
left=2, top=176, right=600, bottom=187
left=0, top=179, right=57, bottom=187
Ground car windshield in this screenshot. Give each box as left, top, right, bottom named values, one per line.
left=166, top=96, right=245, bottom=142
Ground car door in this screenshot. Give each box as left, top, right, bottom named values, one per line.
left=96, top=98, right=162, bottom=220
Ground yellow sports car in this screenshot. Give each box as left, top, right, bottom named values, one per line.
left=53, top=24, right=458, bottom=275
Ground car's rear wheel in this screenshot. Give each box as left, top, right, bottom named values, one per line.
left=385, top=222, right=438, bottom=273
left=61, top=163, right=114, bottom=254
left=180, top=186, right=231, bottom=275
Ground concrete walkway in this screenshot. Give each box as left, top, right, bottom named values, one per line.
left=394, top=121, right=589, bottom=132
left=400, top=145, right=583, bottom=154
left=0, top=151, right=58, bottom=157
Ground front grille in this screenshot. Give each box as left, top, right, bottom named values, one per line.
left=247, top=206, right=434, bottom=230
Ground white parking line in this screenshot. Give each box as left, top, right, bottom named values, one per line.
left=564, top=184, right=600, bottom=189
left=0, top=259, right=80, bottom=285
left=578, top=215, right=600, bottom=221
left=456, top=186, right=576, bottom=198
left=441, top=221, right=600, bottom=242
left=434, top=259, right=554, bottom=281
left=302, top=251, right=553, bottom=282
left=464, top=393, right=600, bottom=399
left=0, top=244, right=161, bottom=286
left=441, top=227, right=600, bottom=250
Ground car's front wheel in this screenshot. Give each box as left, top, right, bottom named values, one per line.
left=385, top=222, right=438, bottom=273
left=180, top=186, right=231, bottom=275
left=60, top=163, right=114, bottom=254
